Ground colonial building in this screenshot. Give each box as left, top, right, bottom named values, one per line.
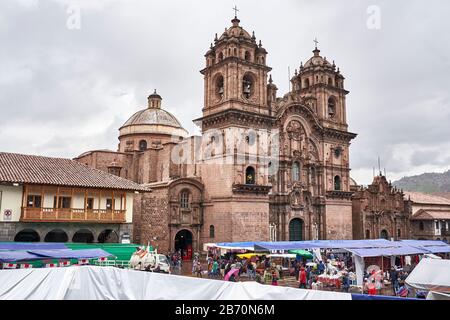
left=351, top=174, right=412, bottom=240
left=0, top=152, right=148, bottom=243
left=76, top=16, right=357, bottom=257
left=405, top=191, right=450, bottom=242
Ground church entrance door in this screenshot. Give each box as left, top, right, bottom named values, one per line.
left=380, top=229, right=389, bottom=240
left=289, top=218, right=303, bottom=241
left=175, top=229, right=193, bottom=260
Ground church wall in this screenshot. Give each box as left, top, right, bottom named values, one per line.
left=202, top=202, right=234, bottom=243
left=230, top=199, right=270, bottom=242
left=137, top=187, right=170, bottom=252
left=324, top=200, right=353, bottom=239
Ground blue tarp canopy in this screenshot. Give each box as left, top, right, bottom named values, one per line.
left=0, top=251, right=43, bottom=262
left=0, top=249, right=113, bottom=262
left=253, top=239, right=395, bottom=252
left=0, top=243, right=67, bottom=251
left=346, top=246, right=429, bottom=258
left=28, top=249, right=113, bottom=259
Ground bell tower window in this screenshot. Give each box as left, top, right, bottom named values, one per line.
left=244, top=51, right=251, bottom=62
left=242, top=74, right=254, bottom=99
left=334, top=175, right=341, bottom=191
left=215, top=75, right=224, bottom=99
left=304, top=78, right=310, bottom=88
left=245, top=166, right=256, bottom=185
left=328, top=97, right=336, bottom=118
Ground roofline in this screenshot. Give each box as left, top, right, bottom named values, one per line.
left=0, top=181, right=151, bottom=193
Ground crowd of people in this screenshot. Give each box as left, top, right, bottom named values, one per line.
left=166, top=249, right=441, bottom=298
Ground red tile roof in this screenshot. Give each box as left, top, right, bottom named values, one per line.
left=0, top=152, right=149, bottom=192
left=404, top=191, right=450, bottom=205
left=411, top=209, right=450, bottom=220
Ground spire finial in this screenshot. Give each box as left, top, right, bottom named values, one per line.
left=269, top=74, right=273, bottom=84
left=232, top=5, right=239, bottom=18
left=313, top=37, right=319, bottom=49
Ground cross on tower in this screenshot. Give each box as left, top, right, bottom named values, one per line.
left=233, top=5, right=239, bottom=18
left=313, top=37, right=319, bottom=49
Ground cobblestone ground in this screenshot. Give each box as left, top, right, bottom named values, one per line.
left=169, top=260, right=396, bottom=296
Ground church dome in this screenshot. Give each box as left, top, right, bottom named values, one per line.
left=303, top=48, right=333, bottom=68
left=122, top=108, right=183, bottom=128
left=218, top=17, right=255, bottom=44
left=119, top=91, right=188, bottom=138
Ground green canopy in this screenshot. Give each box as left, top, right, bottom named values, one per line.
left=288, top=249, right=313, bottom=259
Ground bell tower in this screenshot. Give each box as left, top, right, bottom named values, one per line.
left=195, top=15, right=274, bottom=244
left=290, top=44, right=349, bottom=132
left=199, top=16, right=273, bottom=124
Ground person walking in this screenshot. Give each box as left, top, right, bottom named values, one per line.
left=298, top=267, right=307, bottom=289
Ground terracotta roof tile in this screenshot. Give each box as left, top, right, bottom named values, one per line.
left=0, top=152, right=149, bottom=192
left=404, top=191, right=450, bottom=205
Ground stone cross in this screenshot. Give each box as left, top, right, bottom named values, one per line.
left=233, top=5, right=239, bottom=18
left=313, top=37, right=319, bottom=48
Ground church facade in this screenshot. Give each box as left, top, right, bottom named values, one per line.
left=76, top=16, right=358, bottom=257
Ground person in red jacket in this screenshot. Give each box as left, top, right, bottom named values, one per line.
left=298, top=267, right=307, bottom=289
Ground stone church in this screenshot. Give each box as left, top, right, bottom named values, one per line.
left=76, top=16, right=358, bottom=257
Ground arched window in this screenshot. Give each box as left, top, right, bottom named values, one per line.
left=244, top=51, right=251, bottom=61
left=365, top=230, right=370, bottom=239
left=328, top=77, right=333, bottom=86
left=419, top=221, right=424, bottom=231
left=218, top=52, right=223, bottom=61
left=245, top=166, right=256, bottom=185
left=261, top=56, right=265, bottom=65
left=233, top=48, right=237, bottom=56
left=328, top=97, right=336, bottom=118
left=292, top=162, right=300, bottom=182
left=215, top=75, right=224, bottom=99
left=397, top=229, right=401, bottom=238
left=209, top=225, right=215, bottom=238
left=242, top=74, right=254, bottom=99
left=334, top=175, right=341, bottom=191
left=304, top=78, right=310, bottom=88
left=180, top=191, right=190, bottom=209
left=139, top=140, right=147, bottom=151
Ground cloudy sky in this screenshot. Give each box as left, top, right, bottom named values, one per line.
left=0, top=0, right=449, bottom=185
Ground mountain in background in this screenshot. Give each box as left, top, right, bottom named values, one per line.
left=393, top=170, right=450, bottom=195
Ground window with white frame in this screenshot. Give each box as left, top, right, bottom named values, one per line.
left=180, top=191, right=190, bottom=209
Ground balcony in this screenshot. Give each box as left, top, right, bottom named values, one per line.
left=21, top=207, right=126, bottom=223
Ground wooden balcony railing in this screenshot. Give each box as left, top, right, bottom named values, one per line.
left=21, top=207, right=126, bottom=223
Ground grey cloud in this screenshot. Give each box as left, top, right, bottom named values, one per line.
left=1, top=0, right=450, bottom=185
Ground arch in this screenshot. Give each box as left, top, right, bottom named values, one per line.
left=180, top=189, right=190, bottom=209
left=209, top=225, right=215, bottom=238
left=175, top=229, right=193, bottom=260
left=98, top=229, right=119, bottom=243
left=380, top=229, right=389, bottom=240
left=304, top=78, right=310, bottom=88
left=44, top=229, right=68, bottom=243
left=218, top=52, right=223, bottom=61
left=328, top=96, right=336, bottom=118
left=244, top=51, right=251, bottom=62
left=214, top=74, right=224, bottom=99
left=397, top=228, right=401, bottom=238
left=365, top=229, right=370, bottom=239
left=242, top=73, right=255, bottom=99
left=72, top=229, right=94, bottom=243
left=14, top=229, right=40, bottom=242
left=289, top=218, right=303, bottom=241
left=139, top=140, right=147, bottom=151
left=334, top=175, right=341, bottom=191
left=292, top=161, right=300, bottom=182
left=328, top=77, right=333, bottom=86
left=245, top=166, right=256, bottom=185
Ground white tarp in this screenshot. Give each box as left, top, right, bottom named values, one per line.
left=405, top=258, right=450, bottom=293
left=0, top=266, right=352, bottom=300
